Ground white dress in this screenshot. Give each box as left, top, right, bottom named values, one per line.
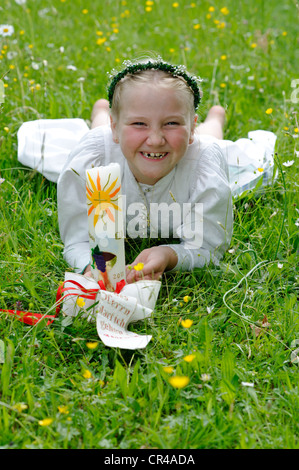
left=17, top=119, right=277, bottom=274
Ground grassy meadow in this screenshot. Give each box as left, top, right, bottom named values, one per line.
left=0, top=0, right=298, bottom=450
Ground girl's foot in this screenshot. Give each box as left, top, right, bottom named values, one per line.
left=196, top=105, right=226, bottom=139
left=91, top=99, right=110, bottom=128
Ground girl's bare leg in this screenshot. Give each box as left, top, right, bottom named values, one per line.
left=195, top=105, right=225, bottom=140
left=91, top=99, right=110, bottom=128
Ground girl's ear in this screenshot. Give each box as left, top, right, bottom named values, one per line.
left=189, top=114, right=198, bottom=144
left=110, top=115, right=119, bottom=143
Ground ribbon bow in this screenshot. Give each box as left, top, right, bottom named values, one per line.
left=0, top=278, right=126, bottom=327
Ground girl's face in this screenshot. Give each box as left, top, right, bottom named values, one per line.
left=110, top=83, right=197, bottom=185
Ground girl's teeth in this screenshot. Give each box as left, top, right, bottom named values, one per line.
left=142, top=152, right=167, bottom=159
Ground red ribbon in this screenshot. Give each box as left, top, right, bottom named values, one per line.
left=0, top=309, right=57, bottom=326
left=0, top=278, right=126, bottom=326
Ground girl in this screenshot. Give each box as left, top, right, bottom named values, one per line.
left=57, top=58, right=233, bottom=283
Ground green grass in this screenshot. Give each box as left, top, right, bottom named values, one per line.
left=0, top=0, right=298, bottom=449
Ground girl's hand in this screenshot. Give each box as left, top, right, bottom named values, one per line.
left=83, top=264, right=93, bottom=277
left=125, top=246, right=178, bottom=283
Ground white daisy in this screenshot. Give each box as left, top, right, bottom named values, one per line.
left=282, top=160, right=294, bottom=167
left=15, top=0, right=27, bottom=4
left=0, top=25, right=14, bottom=37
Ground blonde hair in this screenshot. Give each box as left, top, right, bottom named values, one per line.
left=110, top=69, right=197, bottom=121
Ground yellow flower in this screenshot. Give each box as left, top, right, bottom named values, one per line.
left=12, top=403, right=28, bottom=412
left=146, top=0, right=154, bottom=4
left=145, top=6, right=152, bottom=11
left=58, top=405, right=69, bottom=414
left=163, top=366, right=174, bottom=374
left=294, top=128, right=298, bottom=133
left=96, top=31, right=104, bottom=36
left=86, top=341, right=98, bottom=349
left=250, top=43, right=257, bottom=48
left=172, top=2, right=179, bottom=7
left=193, top=23, right=200, bottom=29
left=82, top=9, right=88, bottom=14
left=265, top=108, right=272, bottom=115
left=183, top=354, right=196, bottom=363
left=83, top=369, right=92, bottom=379
left=169, top=375, right=190, bottom=388
left=133, top=262, right=144, bottom=271
left=121, top=9, right=130, bottom=17
left=28, top=44, right=34, bottom=49
left=206, top=13, right=212, bottom=19
left=19, top=30, right=25, bottom=35
left=220, top=7, right=229, bottom=15
left=183, top=295, right=191, bottom=303
left=282, top=31, right=287, bottom=36
left=220, top=83, right=226, bottom=88
left=96, top=37, right=107, bottom=45
left=38, top=418, right=53, bottom=426
left=257, top=168, right=264, bottom=172
left=220, top=54, right=227, bottom=60
left=4, top=127, right=9, bottom=133
left=9, top=64, right=15, bottom=70
left=181, top=319, right=193, bottom=328
left=208, top=6, right=215, bottom=12
left=169, top=48, right=175, bottom=53
left=76, top=297, right=85, bottom=308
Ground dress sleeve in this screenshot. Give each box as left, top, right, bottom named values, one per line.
left=165, top=142, right=233, bottom=271
left=57, top=128, right=106, bottom=273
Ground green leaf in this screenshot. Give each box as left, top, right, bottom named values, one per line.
left=220, top=378, right=235, bottom=405
left=1, top=339, right=15, bottom=396
left=0, top=340, right=5, bottom=364
left=220, top=349, right=236, bottom=405
left=221, top=349, right=235, bottom=382
left=113, top=360, right=128, bottom=398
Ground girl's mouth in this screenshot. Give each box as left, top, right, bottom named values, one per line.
left=140, top=152, right=168, bottom=160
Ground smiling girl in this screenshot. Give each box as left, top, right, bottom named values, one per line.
left=57, top=58, right=233, bottom=283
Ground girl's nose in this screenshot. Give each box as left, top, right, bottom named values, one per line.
left=146, top=129, right=165, bottom=146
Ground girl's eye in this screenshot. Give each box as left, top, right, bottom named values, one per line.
left=132, top=122, right=146, bottom=126
left=166, top=122, right=179, bottom=126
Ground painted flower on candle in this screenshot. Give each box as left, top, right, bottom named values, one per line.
left=86, top=170, right=121, bottom=227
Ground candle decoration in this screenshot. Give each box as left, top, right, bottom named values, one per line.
left=86, top=163, right=126, bottom=290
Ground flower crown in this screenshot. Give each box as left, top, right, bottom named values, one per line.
left=107, top=58, right=202, bottom=110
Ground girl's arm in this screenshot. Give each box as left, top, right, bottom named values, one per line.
left=160, top=143, right=233, bottom=272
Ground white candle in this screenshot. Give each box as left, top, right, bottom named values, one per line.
left=86, top=163, right=126, bottom=291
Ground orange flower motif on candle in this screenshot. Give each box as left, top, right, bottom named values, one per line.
left=86, top=170, right=121, bottom=227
